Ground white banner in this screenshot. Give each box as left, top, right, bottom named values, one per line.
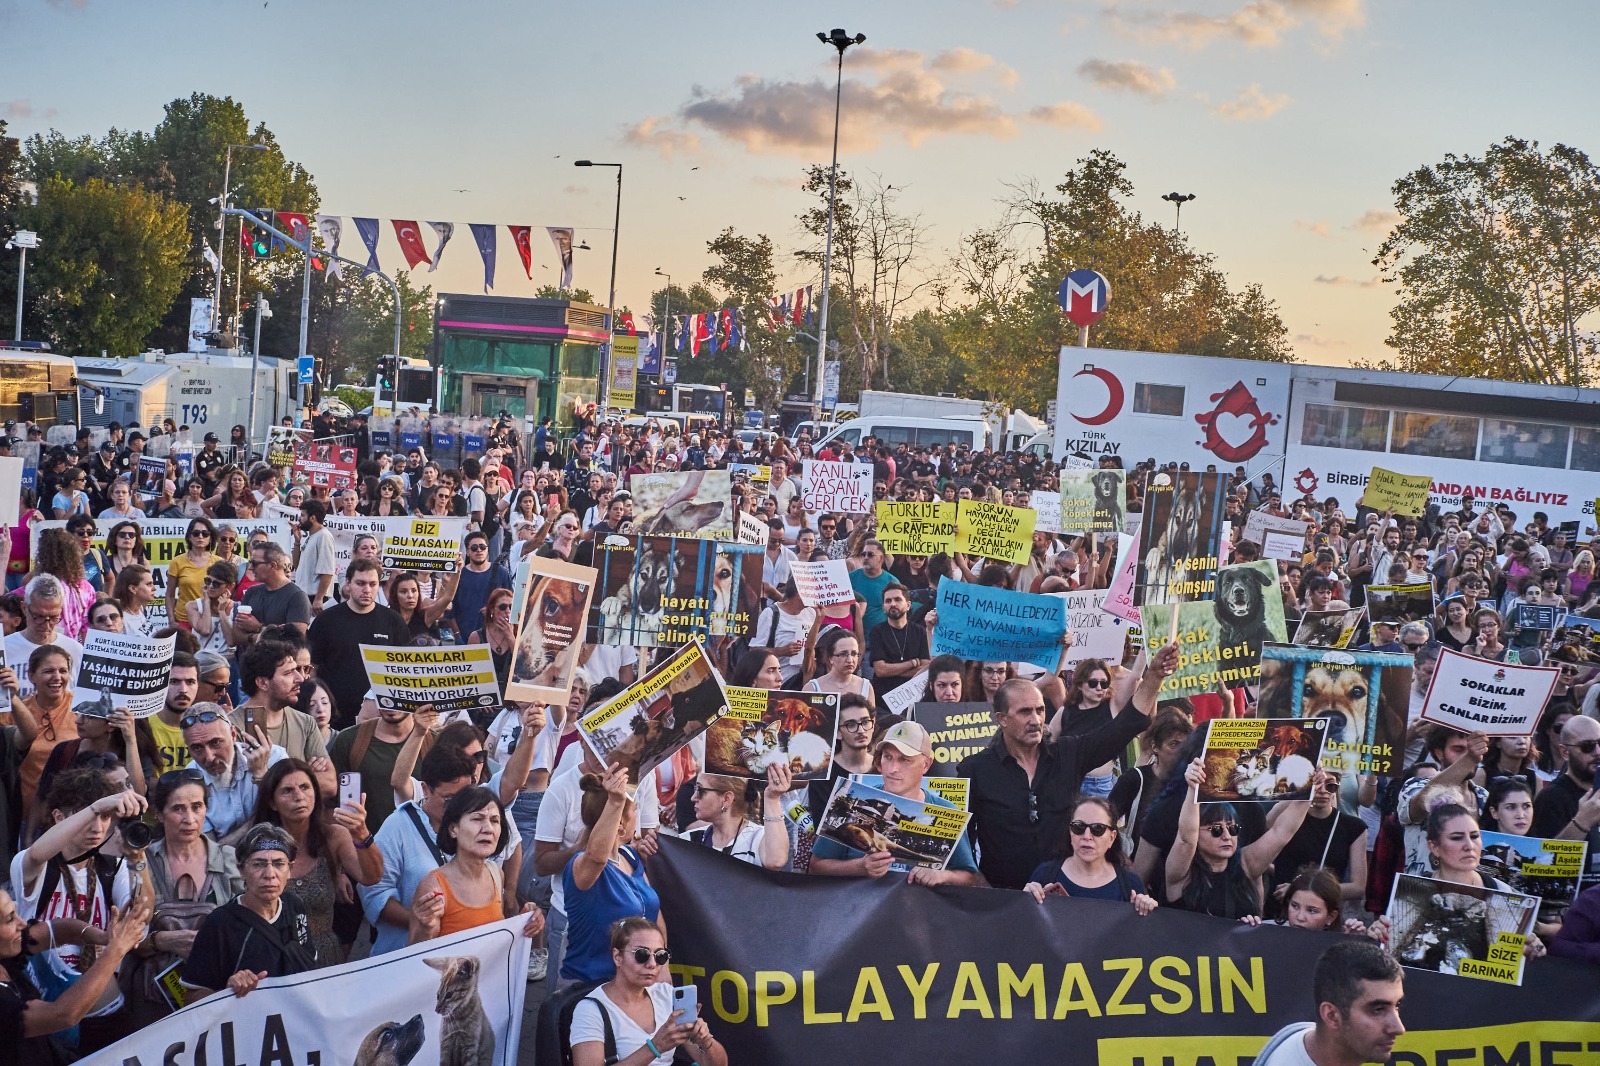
left=73, top=629, right=175, bottom=718
left=790, top=558, right=854, bottom=607
left=1260, top=528, right=1306, bottom=561
left=1419, top=648, right=1559, bottom=737
left=1029, top=490, right=1061, bottom=534
left=86, top=914, right=531, bottom=1066
left=801, top=459, right=873, bottom=514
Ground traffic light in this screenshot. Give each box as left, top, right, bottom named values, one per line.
left=377, top=354, right=396, bottom=391
left=247, top=209, right=276, bottom=259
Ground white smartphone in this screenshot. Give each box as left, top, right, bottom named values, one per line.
left=338, top=772, right=361, bottom=809
left=672, top=984, right=698, bottom=1026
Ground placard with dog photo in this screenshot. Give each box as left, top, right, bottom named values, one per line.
left=1256, top=642, right=1413, bottom=776
left=588, top=533, right=763, bottom=648
left=1364, top=582, right=1435, bottom=623
left=817, top=778, right=972, bottom=872
left=1059, top=467, right=1125, bottom=535
left=1135, top=471, right=1229, bottom=606
left=1196, top=717, right=1328, bottom=803
left=1292, top=606, right=1366, bottom=649
left=629, top=469, right=735, bottom=539
left=703, top=687, right=839, bottom=782
left=576, top=638, right=731, bottom=786
left=1386, top=873, right=1538, bottom=985
left=504, top=555, right=597, bottom=706
left=1140, top=561, right=1288, bottom=698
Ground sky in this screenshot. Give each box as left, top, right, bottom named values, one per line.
left=2, top=0, right=1596, bottom=370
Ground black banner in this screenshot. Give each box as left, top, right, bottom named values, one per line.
left=653, top=838, right=1600, bottom=1065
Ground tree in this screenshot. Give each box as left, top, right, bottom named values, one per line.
left=1369, top=136, right=1600, bottom=385
left=532, top=284, right=598, bottom=303
left=17, top=176, right=189, bottom=355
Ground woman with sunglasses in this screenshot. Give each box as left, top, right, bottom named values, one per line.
left=112, top=564, right=159, bottom=637
left=164, top=519, right=219, bottom=631
left=1047, top=659, right=1120, bottom=798
left=536, top=510, right=582, bottom=562
left=570, top=918, right=725, bottom=1066
left=1165, top=757, right=1322, bottom=920
left=408, top=786, right=543, bottom=946
left=102, top=520, right=145, bottom=584
left=685, top=766, right=793, bottom=871
left=86, top=596, right=124, bottom=634
left=467, top=587, right=517, bottom=694
left=185, top=561, right=242, bottom=656
left=1023, top=795, right=1158, bottom=914
left=50, top=467, right=91, bottom=520
left=365, top=476, right=410, bottom=517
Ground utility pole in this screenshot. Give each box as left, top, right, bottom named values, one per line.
left=1162, top=191, right=1196, bottom=234
left=247, top=294, right=271, bottom=442
left=215, top=142, right=267, bottom=333
left=7, top=230, right=38, bottom=342
left=655, top=268, right=671, bottom=385
left=813, top=28, right=866, bottom=424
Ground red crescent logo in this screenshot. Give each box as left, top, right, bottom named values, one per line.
left=1070, top=368, right=1123, bottom=426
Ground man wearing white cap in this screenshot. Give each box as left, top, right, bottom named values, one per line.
left=808, top=720, right=980, bottom=887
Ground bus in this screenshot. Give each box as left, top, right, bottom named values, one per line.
left=635, top=382, right=726, bottom=429
left=1048, top=347, right=1600, bottom=526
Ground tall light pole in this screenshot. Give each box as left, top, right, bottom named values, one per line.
left=215, top=142, right=268, bottom=333
left=814, top=27, right=866, bottom=421
left=654, top=267, right=671, bottom=382
left=1162, top=191, right=1195, bottom=234
left=575, top=160, right=623, bottom=409
left=6, top=230, right=39, bottom=343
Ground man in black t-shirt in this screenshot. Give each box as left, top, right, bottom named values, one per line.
left=867, top=583, right=929, bottom=703
left=1531, top=715, right=1600, bottom=887
left=308, top=558, right=411, bottom=728
left=193, top=433, right=227, bottom=489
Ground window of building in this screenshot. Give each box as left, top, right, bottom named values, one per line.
left=1478, top=418, right=1570, bottom=468
left=1389, top=411, right=1478, bottom=461
left=1299, top=403, right=1389, bottom=452
left=1132, top=383, right=1185, bottom=417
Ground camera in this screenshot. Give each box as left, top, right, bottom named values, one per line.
left=119, top=817, right=155, bottom=851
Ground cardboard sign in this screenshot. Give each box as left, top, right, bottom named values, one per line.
left=1134, top=471, right=1229, bottom=606
left=791, top=558, right=854, bottom=607
left=577, top=639, right=730, bottom=786
left=360, top=644, right=502, bottom=714
left=1364, top=466, right=1434, bottom=516
left=1260, top=529, right=1306, bottom=562
left=874, top=501, right=957, bottom=556
left=1139, top=561, right=1287, bottom=697
left=504, top=555, right=597, bottom=705
left=1257, top=643, right=1413, bottom=775
left=631, top=469, right=734, bottom=540
left=72, top=629, right=176, bottom=719
left=1058, top=468, right=1125, bottom=535
left=1365, top=582, right=1435, bottom=623
left=1419, top=648, right=1558, bottom=737
left=912, top=702, right=999, bottom=776
left=380, top=516, right=468, bottom=572
left=954, top=499, right=1036, bottom=565
left=880, top=670, right=927, bottom=718
left=1057, top=589, right=1132, bottom=670
left=736, top=510, right=768, bottom=546
left=1241, top=511, right=1312, bottom=548
left=589, top=533, right=762, bottom=648
left=1196, top=718, right=1329, bottom=803
left=1029, top=490, right=1061, bottom=535
left=1101, top=530, right=1141, bottom=624
left=0, top=456, right=21, bottom=526
left=802, top=459, right=874, bottom=514
left=264, top=425, right=310, bottom=468
left=703, top=687, right=839, bottom=781
left=1292, top=607, right=1366, bottom=649
left=930, top=581, right=1066, bottom=671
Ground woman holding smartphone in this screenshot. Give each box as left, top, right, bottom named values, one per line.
left=569, top=917, right=726, bottom=1066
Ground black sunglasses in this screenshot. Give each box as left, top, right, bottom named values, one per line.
left=629, top=947, right=670, bottom=966
left=179, top=709, right=226, bottom=730
left=1068, top=820, right=1113, bottom=838
left=1205, top=822, right=1242, bottom=838
left=1571, top=739, right=1600, bottom=755
left=1403, top=642, right=1426, bottom=651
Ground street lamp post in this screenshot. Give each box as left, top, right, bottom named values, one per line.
left=215, top=142, right=268, bottom=333
left=575, top=160, right=623, bottom=410
left=6, top=229, right=39, bottom=343
left=814, top=28, right=866, bottom=422
left=247, top=294, right=272, bottom=441
left=1161, top=191, right=1196, bottom=234
left=654, top=268, right=671, bottom=382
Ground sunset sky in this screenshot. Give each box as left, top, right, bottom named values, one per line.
left=4, top=0, right=1595, bottom=368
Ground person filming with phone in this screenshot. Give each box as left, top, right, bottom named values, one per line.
left=569, top=916, right=726, bottom=1066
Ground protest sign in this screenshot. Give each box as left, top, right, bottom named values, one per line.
left=649, top=839, right=1600, bottom=1066
left=1292, top=607, right=1366, bottom=649
left=1387, top=874, right=1538, bottom=984
left=72, top=629, right=175, bottom=718
left=1515, top=603, right=1563, bottom=631
left=817, top=778, right=971, bottom=872
left=703, top=687, right=839, bottom=781
left=802, top=459, right=874, bottom=513
left=631, top=469, right=734, bottom=539
left=92, top=914, right=529, bottom=1066
left=1260, top=529, right=1305, bottom=562
left=1057, top=588, right=1132, bottom=671
left=1257, top=643, right=1413, bottom=775
left=1140, top=561, right=1287, bottom=697
left=134, top=454, right=166, bottom=499
left=791, top=558, right=854, bottom=607
left=589, top=533, right=762, bottom=648
left=954, top=499, right=1036, bottom=565
left=1419, top=648, right=1557, bottom=737
left=930, top=581, right=1066, bottom=671
left=912, top=702, right=998, bottom=776
left=1241, top=511, right=1312, bottom=550
left=360, top=644, right=502, bottom=714
left=1365, top=582, right=1435, bottom=623
left=736, top=509, right=768, bottom=546
left=294, top=439, right=359, bottom=490
left=324, top=514, right=392, bottom=578
left=0, top=455, right=20, bottom=526
left=1479, top=832, right=1588, bottom=922
left=1134, top=471, right=1229, bottom=606
left=1058, top=467, right=1125, bottom=535
left=1029, top=490, right=1061, bottom=534
left=874, top=501, right=956, bottom=556
left=850, top=773, right=968, bottom=810
left=879, top=670, right=926, bottom=720
left=504, top=555, right=596, bottom=705
left=729, top=462, right=771, bottom=499
left=576, top=638, right=730, bottom=786
left=1102, top=529, right=1141, bottom=624
left=1365, top=466, right=1434, bottom=515
left=380, top=516, right=468, bottom=572
left=1196, top=718, right=1328, bottom=803
left=264, top=425, right=310, bottom=467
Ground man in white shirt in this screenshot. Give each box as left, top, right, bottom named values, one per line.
left=1253, top=941, right=1404, bottom=1066
left=760, top=519, right=796, bottom=605
left=183, top=703, right=287, bottom=843
left=294, top=498, right=337, bottom=614
left=768, top=457, right=801, bottom=512
left=3, top=574, right=84, bottom=699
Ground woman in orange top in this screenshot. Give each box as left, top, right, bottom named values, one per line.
left=7, top=644, right=79, bottom=820
left=410, top=786, right=546, bottom=942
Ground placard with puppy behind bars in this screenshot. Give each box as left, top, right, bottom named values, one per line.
left=1255, top=642, right=1413, bottom=777
left=1134, top=470, right=1230, bottom=608
left=588, top=533, right=763, bottom=648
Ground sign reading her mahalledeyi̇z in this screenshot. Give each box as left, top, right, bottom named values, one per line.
left=1419, top=648, right=1558, bottom=737
left=801, top=459, right=874, bottom=514
left=380, top=516, right=468, bottom=572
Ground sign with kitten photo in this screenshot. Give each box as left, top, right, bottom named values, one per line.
left=577, top=638, right=731, bottom=786
left=1196, top=717, right=1328, bottom=803
left=703, top=687, right=839, bottom=782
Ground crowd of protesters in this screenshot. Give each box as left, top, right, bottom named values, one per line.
left=1, top=405, right=1598, bottom=1065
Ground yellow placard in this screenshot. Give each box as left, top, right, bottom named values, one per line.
left=953, top=500, right=1036, bottom=565
left=874, top=501, right=956, bottom=556
left=611, top=336, right=639, bottom=410
left=1364, top=466, right=1433, bottom=516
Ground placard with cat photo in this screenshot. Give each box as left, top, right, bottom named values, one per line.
left=576, top=638, right=731, bottom=786
left=816, top=778, right=972, bottom=872
left=703, top=687, right=839, bottom=782
left=1256, top=642, right=1413, bottom=776
left=1196, top=717, right=1328, bottom=803
left=1134, top=471, right=1229, bottom=607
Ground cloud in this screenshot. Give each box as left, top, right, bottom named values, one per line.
left=621, top=116, right=703, bottom=159
left=1314, top=274, right=1382, bottom=289
left=561, top=185, right=589, bottom=196
left=1296, top=219, right=1332, bottom=237
left=1077, top=59, right=1176, bottom=97
left=640, top=51, right=1093, bottom=156
left=1209, top=84, right=1291, bottom=120
left=1, top=100, right=55, bottom=120
left=1350, top=208, right=1401, bottom=233
left=1105, top=0, right=1363, bottom=49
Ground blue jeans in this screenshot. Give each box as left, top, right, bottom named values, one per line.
left=507, top=790, right=546, bottom=905
left=545, top=906, right=567, bottom=997
left=1080, top=772, right=1115, bottom=798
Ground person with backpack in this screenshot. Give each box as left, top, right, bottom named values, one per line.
left=744, top=578, right=817, bottom=689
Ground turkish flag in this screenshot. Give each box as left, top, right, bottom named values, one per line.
left=618, top=312, right=636, bottom=336
left=391, top=220, right=432, bottom=270
left=508, top=225, right=534, bottom=279
left=278, top=213, right=323, bottom=270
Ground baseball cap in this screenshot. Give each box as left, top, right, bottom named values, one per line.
left=99, top=441, right=115, bottom=453
left=204, top=432, right=219, bottom=442
left=875, top=720, right=933, bottom=759
left=128, top=431, right=146, bottom=442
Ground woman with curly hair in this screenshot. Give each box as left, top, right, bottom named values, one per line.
left=29, top=527, right=95, bottom=640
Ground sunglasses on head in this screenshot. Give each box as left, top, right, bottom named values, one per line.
left=629, top=947, right=670, bottom=966
left=158, top=767, right=207, bottom=787
left=179, top=709, right=226, bottom=730
left=1205, top=821, right=1242, bottom=838
left=1069, top=820, right=1114, bottom=838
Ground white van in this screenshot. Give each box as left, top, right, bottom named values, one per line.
left=815, top=415, right=988, bottom=452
